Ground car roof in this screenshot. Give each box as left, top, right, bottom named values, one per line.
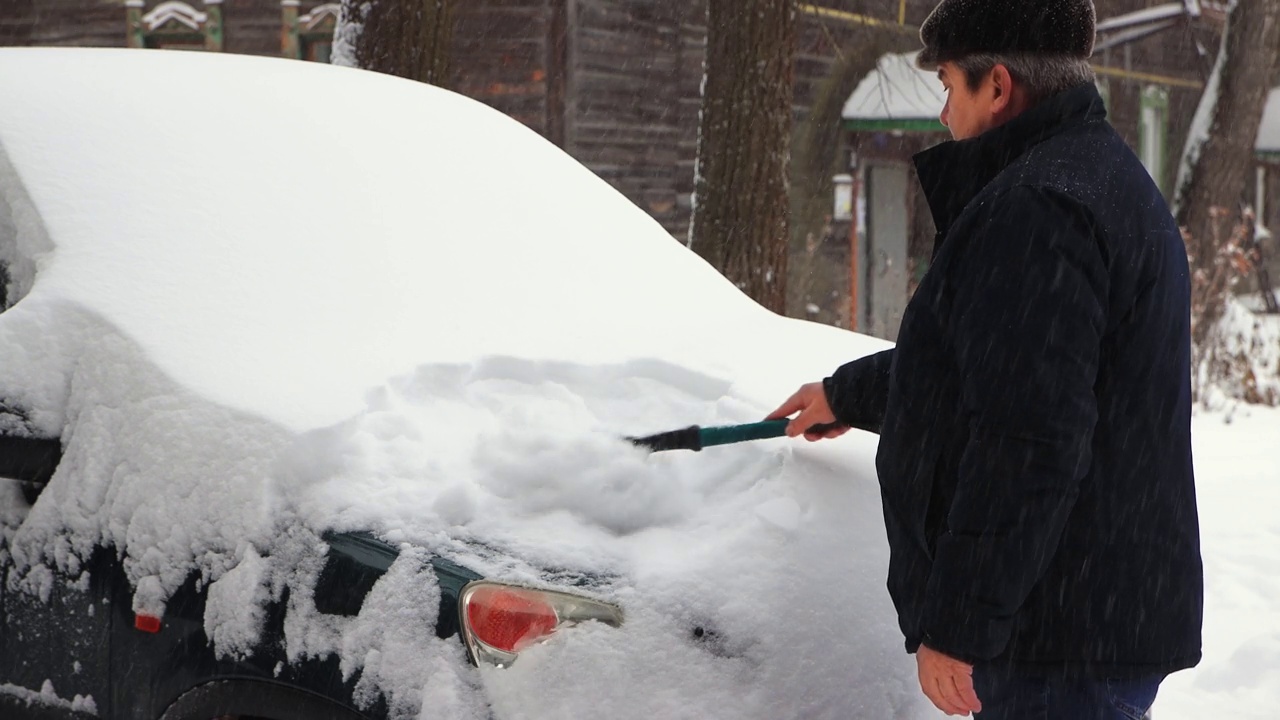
left=0, top=47, right=782, bottom=431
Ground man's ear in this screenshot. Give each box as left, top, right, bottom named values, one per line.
left=990, top=64, right=1015, bottom=115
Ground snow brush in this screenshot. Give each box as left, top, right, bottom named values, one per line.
left=628, top=419, right=841, bottom=453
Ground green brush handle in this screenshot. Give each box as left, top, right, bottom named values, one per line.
left=698, top=419, right=791, bottom=448
left=629, top=419, right=844, bottom=452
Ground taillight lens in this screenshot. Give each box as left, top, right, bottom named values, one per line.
left=465, top=584, right=559, bottom=653
left=459, top=581, right=624, bottom=667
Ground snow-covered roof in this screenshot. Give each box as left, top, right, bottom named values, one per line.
left=1258, top=86, right=1280, bottom=153
left=1095, top=1, right=1199, bottom=33
left=841, top=51, right=945, bottom=129
left=142, top=1, right=207, bottom=32
left=1094, top=2, right=1201, bottom=53
left=299, top=2, right=339, bottom=30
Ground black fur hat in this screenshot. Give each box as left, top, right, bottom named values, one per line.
left=917, top=0, right=1097, bottom=67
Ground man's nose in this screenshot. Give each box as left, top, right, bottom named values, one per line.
left=939, top=101, right=950, bottom=128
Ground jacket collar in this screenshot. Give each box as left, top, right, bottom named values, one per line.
left=913, top=82, right=1108, bottom=237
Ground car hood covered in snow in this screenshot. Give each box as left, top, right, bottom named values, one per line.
left=0, top=48, right=924, bottom=719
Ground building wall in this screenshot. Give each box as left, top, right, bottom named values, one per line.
left=0, top=0, right=33, bottom=45
left=221, top=0, right=286, bottom=56
left=557, top=1, right=918, bottom=238
left=566, top=0, right=692, bottom=234
left=452, top=2, right=555, bottom=138
left=15, top=0, right=122, bottom=47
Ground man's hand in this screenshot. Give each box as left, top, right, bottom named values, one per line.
left=765, top=382, right=849, bottom=441
left=916, top=645, right=982, bottom=717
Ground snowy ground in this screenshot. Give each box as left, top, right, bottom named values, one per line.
left=1155, top=403, right=1280, bottom=720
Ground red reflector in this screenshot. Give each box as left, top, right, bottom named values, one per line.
left=134, top=614, right=162, bottom=633
left=466, top=586, right=558, bottom=653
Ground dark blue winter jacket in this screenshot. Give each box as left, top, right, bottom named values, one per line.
left=824, top=82, right=1203, bottom=676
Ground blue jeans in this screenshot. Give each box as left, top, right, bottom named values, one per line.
left=972, top=663, right=1164, bottom=720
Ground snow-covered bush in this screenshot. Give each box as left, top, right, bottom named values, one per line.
left=1186, top=206, right=1280, bottom=407
left=1196, top=295, right=1280, bottom=409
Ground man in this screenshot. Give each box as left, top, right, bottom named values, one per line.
left=768, top=1, right=1203, bottom=717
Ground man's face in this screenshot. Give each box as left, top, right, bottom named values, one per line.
left=937, top=61, right=998, bottom=140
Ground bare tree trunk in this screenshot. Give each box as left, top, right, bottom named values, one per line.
left=690, top=0, right=795, bottom=314
left=1175, top=0, right=1280, bottom=270
left=335, top=0, right=454, bottom=87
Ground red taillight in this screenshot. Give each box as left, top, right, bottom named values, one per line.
left=134, top=614, right=161, bottom=633
left=465, top=585, right=559, bottom=653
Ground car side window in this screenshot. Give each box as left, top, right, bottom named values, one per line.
left=0, top=403, right=62, bottom=504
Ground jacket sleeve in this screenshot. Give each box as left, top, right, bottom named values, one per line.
left=920, top=187, right=1108, bottom=663
left=823, top=348, right=894, bottom=434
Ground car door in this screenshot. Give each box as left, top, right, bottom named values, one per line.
left=0, top=481, right=114, bottom=719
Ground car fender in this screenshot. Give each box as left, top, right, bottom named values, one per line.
left=157, top=678, right=370, bottom=720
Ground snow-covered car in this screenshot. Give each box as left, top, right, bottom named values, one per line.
left=0, top=48, right=924, bottom=720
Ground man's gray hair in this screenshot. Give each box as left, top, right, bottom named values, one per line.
left=955, top=53, right=1096, bottom=106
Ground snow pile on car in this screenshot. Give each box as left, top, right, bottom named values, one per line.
left=0, top=48, right=920, bottom=719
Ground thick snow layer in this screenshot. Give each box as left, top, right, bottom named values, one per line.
left=841, top=51, right=944, bottom=123
left=0, top=49, right=787, bottom=433
left=0, top=48, right=913, bottom=719
left=1156, top=405, right=1280, bottom=720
